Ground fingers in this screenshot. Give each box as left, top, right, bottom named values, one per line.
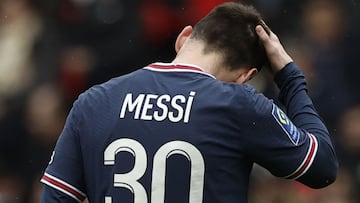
left=255, top=25, right=269, bottom=43
left=254, top=23, right=293, bottom=73
left=259, top=20, right=272, bottom=35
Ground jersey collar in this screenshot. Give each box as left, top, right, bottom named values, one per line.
left=144, top=62, right=216, bottom=79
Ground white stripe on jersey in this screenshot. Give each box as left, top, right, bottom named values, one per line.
left=284, top=133, right=318, bottom=179
left=41, top=172, right=86, bottom=202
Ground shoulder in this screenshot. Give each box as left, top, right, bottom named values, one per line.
left=226, top=83, right=273, bottom=115
left=68, top=71, right=140, bottom=123
left=77, top=70, right=143, bottom=105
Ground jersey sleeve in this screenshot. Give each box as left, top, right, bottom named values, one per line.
left=40, top=184, right=80, bottom=203
left=243, top=62, right=338, bottom=188
left=40, top=96, right=87, bottom=202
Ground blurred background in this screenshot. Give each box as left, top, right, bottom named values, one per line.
left=0, top=0, right=358, bottom=202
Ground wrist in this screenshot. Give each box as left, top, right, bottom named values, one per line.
left=271, top=55, right=293, bottom=74
left=274, top=62, right=300, bottom=85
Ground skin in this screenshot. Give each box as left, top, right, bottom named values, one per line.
left=255, top=25, right=293, bottom=74
left=172, top=24, right=293, bottom=84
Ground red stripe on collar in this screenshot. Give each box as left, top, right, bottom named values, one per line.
left=148, top=63, right=204, bottom=72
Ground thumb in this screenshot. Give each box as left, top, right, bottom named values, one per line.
left=255, top=25, right=269, bottom=43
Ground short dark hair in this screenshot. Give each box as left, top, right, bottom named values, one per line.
left=191, top=2, right=268, bottom=71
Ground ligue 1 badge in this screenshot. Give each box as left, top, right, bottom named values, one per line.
left=272, top=104, right=300, bottom=145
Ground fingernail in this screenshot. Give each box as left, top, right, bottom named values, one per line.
left=255, top=26, right=262, bottom=33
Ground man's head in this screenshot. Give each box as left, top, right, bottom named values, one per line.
left=175, top=2, right=268, bottom=74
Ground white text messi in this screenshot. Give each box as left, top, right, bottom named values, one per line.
left=119, top=92, right=196, bottom=123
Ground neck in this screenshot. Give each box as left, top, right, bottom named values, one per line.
left=172, top=41, right=236, bottom=82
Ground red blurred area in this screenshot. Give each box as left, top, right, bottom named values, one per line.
left=140, top=0, right=228, bottom=43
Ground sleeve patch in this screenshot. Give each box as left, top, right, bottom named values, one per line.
left=271, top=104, right=300, bottom=145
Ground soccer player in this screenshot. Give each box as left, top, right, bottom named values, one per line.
left=39, top=2, right=338, bottom=203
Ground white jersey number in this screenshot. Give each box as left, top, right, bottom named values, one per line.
left=104, top=139, right=205, bottom=203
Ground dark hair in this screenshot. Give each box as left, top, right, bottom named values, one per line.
left=191, top=2, right=268, bottom=71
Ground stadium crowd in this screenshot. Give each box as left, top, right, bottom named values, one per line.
left=0, top=0, right=359, bottom=202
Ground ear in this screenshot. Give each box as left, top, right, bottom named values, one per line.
left=235, top=68, right=258, bottom=84
left=175, top=26, right=193, bottom=53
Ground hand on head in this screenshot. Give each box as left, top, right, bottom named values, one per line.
left=255, top=24, right=293, bottom=74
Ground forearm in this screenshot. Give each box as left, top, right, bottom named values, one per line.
left=40, top=185, right=80, bottom=203
left=275, top=62, right=330, bottom=142
left=274, top=62, right=338, bottom=188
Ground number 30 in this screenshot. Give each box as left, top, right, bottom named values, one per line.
left=104, top=138, right=205, bottom=203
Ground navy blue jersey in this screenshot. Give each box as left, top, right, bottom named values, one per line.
left=40, top=62, right=337, bottom=203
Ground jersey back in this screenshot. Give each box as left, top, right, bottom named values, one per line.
left=42, top=63, right=318, bottom=203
